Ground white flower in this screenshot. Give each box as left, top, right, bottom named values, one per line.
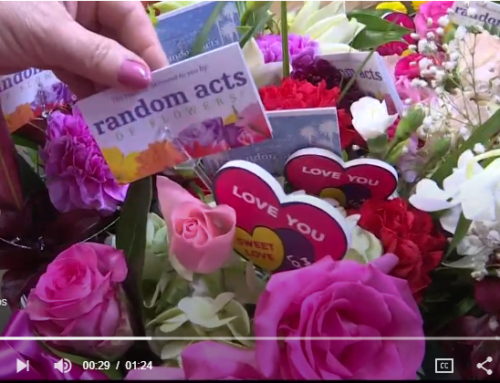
left=410, top=149, right=500, bottom=232
left=443, top=220, right=499, bottom=270
left=459, top=157, right=500, bottom=222
left=350, top=97, right=398, bottom=140
left=289, top=1, right=364, bottom=51
left=344, top=214, right=383, bottom=264
left=241, top=38, right=286, bottom=88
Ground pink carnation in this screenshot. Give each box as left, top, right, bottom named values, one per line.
left=395, top=53, right=426, bottom=79
left=377, top=12, right=416, bottom=57
left=41, top=110, right=128, bottom=213
left=414, top=1, right=451, bottom=38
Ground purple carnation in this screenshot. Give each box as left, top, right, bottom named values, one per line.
left=256, top=34, right=318, bottom=68
left=292, top=58, right=367, bottom=110
left=41, top=110, right=128, bottom=214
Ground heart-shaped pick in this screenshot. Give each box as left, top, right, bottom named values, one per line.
left=284, top=148, right=398, bottom=209
left=214, top=160, right=351, bottom=272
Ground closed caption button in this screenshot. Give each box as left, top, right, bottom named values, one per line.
left=435, top=358, right=454, bottom=373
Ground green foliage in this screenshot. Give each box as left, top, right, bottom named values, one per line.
left=116, top=177, right=153, bottom=335
left=191, top=1, right=225, bottom=57
left=347, top=11, right=411, bottom=50
left=238, top=2, right=273, bottom=48
left=431, top=108, right=500, bottom=186
left=446, top=214, right=472, bottom=258
left=280, top=2, right=290, bottom=77
left=146, top=5, right=158, bottom=26
left=483, top=22, right=500, bottom=38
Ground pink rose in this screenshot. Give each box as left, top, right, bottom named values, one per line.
left=156, top=176, right=236, bottom=274
left=26, top=243, right=133, bottom=359
left=414, top=1, right=451, bottom=38
left=254, top=254, right=425, bottom=380
left=126, top=341, right=263, bottom=380
left=395, top=53, right=425, bottom=79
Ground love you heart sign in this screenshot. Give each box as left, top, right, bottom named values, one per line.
left=285, top=148, right=398, bottom=209
left=213, top=160, right=351, bottom=272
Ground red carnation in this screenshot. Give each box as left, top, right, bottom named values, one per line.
left=259, top=78, right=340, bottom=110
left=259, top=78, right=365, bottom=150
left=357, top=198, right=447, bottom=301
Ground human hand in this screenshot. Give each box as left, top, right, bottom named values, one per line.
left=0, top=1, right=168, bottom=98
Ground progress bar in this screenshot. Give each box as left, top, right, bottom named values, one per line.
left=0, top=336, right=499, bottom=341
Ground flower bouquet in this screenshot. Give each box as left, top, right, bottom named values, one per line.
left=2, top=0, right=500, bottom=381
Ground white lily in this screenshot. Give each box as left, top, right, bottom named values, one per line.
left=288, top=1, right=364, bottom=53
left=458, top=152, right=500, bottom=222
left=241, top=38, right=286, bottom=88
left=409, top=149, right=500, bottom=233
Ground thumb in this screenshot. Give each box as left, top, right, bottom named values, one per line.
left=47, top=21, right=152, bottom=91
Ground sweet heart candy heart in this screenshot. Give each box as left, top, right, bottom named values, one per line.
left=284, top=148, right=398, bottom=209
left=214, top=160, right=351, bottom=272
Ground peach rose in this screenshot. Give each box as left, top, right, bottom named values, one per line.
left=156, top=176, right=236, bottom=274
left=458, top=31, right=500, bottom=93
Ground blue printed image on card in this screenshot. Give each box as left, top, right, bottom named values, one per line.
left=155, top=1, right=241, bottom=64
left=202, top=108, right=342, bottom=179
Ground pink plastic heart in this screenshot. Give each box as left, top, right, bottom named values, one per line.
left=213, top=160, right=351, bottom=271
left=284, top=148, right=398, bottom=209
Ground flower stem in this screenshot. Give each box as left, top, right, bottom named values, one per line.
left=337, top=49, right=375, bottom=105
left=241, top=9, right=251, bottom=26
left=280, top=1, right=290, bottom=77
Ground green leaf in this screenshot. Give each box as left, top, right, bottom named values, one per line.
left=431, top=108, right=500, bottom=186
left=12, top=134, right=38, bottom=150
left=146, top=5, right=158, bottom=26
left=236, top=1, right=246, bottom=16
left=116, top=177, right=152, bottom=334
left=237, top=25, right=252, bottom=34
left=446, top=214, right=472, bottom=257
left=367, top=134, right=389, bottom=156
left=429, top=296, right=476, bottom=334
left=239, top=2, right=273, bottom=48
left=348, top=12, right=410, bottom=50
left=483, top=22, right=500, bottom=38
left=348, top=9, right=390, bottom=18
left=15, top=154, right=45, bottom=196
left=191, top=1, right=225, bottom=57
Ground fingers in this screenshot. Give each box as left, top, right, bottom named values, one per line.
left=97, top=1, right=168, bottom=71
left=46, top=21, right=152, bottom=96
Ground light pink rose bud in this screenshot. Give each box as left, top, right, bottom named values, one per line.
left=156, top=176, right=236, bottom=274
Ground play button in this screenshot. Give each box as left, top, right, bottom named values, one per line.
left=16, top=359, right=29, bottom=373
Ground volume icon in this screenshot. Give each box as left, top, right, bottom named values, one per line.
left=54, top=358, right=72, bottom=373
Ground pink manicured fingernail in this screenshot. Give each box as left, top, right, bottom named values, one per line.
left=117, top=60, right=151, bottom=88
